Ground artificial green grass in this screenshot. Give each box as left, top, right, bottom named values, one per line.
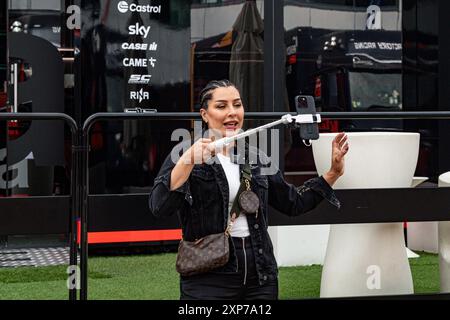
left=279, top=264, right=323, bottom=299
left=278, top=252, right=441, bottom=299
left=0, top=252, right=441, bottom=300
left=409, top=252, right=440, bottom=294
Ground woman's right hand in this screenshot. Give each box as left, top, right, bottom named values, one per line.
left=170, top=138, right=219, bottom=191
left=182, top=138, right=216, bottom=165
left=170, top=138, right=216, bottom=191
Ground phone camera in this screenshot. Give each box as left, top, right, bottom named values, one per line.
left=298, top=96, right=308, bottom=108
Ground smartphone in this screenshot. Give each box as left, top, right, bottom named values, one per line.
left=295, top=95, right=319, bottom=141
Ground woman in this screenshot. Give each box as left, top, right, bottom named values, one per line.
left=149, top=79, right=349, bottom=300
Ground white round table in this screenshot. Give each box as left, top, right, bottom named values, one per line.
left=312, top=132, right=420, bottom=297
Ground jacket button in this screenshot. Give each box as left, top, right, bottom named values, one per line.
left=258, top=249, right=263, bottom=254
left=254, top=224, right=259, bottom=230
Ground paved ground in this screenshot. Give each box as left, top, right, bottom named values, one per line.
left=0, top=247, right=74, bottom=267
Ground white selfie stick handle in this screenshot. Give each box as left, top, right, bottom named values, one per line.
left=210, top=113, right=321, bottom=150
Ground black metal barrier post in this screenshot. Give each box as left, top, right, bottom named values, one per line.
left=80, top=111, right=450, bottom=300
left=0, top=113, right=79, bottom=301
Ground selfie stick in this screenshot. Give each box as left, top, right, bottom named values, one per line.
left=211, top=113, right=321, bottom=150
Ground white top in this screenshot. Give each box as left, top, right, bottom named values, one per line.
left=216, top=153, right=250, bottom=238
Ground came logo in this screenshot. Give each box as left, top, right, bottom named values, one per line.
left=123, top=58, right=148, bottom=67
left=117, top=1, right=129, bottom=13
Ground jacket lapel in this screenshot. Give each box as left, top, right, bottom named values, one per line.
left=210, top=160, right=230, bottom=229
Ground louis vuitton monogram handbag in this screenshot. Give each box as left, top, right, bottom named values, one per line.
left=175, top=164, right=259, bottom=276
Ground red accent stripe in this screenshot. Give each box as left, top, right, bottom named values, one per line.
left=76, top=222, right=181, bottom=244
left=88, top=229, right=182, bottom=244
left=77, top=220, right=80, bottom=244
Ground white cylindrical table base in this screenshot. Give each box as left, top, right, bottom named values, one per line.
left=320, top=223, right=413, bottom=297
left=312, top=132, right=419, bottom=297
left=438, top=172, right=450, bottom=293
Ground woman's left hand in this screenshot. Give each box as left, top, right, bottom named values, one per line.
left=323, top=132, right=349, bottom=187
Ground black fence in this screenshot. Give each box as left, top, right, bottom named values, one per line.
left=2, top=111, right=450, bottom=301
left=0, top=113, right=78, bottom=301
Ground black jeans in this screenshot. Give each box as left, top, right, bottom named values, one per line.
left=180, top=236, right=278, bottom=300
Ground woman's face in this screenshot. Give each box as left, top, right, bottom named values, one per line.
left=200, top=86, right=245, bottom=138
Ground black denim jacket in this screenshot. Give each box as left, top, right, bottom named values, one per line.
left=149, top=143, right=340, bottom=285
